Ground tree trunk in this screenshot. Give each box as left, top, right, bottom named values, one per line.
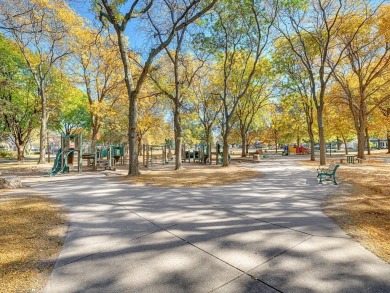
left=275, top=138, right=278, bottom=154
left=317, top=110, right=326, bottom=165
left=341, top=135, right=348, bottom=155
left=222, top=133, right=229, bottom=167
left=174, top=102, right=182, bottom=170
left=365, top=128, right=370, bottom=155
left=137, top=134, right=143, bottom=156
left=205, top=128, right=211, bottom=164
left=221, top=111, right=231, bottom=167
left=128, top=91, right=139, bottom=175
left=310, top=139, right=315, bottom=161
left=91, top=123, right=99, bottom=153
left=241, top=132, right=247, bottom=157
left=38, top=83, right=47, bottom=164
left=305, top=103, right=315, bottom=161
left=15, top=142, right=25, bottom=162
left=357, top=126, right=365, bottom=159
left=387, top=129, right=390, bottom=154
left=307, top=117, right=315, bottom=161
left=336, top=137, right=342, bottom=150
left=115, top=29, right=139, bottom=176
left=205, top=127, right=211, bottom=147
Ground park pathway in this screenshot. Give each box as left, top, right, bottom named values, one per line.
left=26, top=157, right=390, bottom=293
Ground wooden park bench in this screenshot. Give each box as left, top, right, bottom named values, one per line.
left=318, top=164, right=340, bottom=185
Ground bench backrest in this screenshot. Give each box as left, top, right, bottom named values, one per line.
left=327, top=162, right=336, bottom=172
left=330, top=164, right=340, bottom=174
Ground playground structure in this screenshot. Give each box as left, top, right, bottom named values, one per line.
left=48, top=134, right=125, bottom=176
left=282, top=145, right=309, bottom=156
left=182, top=142, right=213, bottom=164
left=92, top=145, right=125, bottom=171
left=48, top=134, right=82, bottom=176
left=182, top=142, right=230, bottom=165
left=142, top=141, right=231, bottom=167
left=48, top=136, right=235, bottom=175
left=142, top=144, right=173, bottom=167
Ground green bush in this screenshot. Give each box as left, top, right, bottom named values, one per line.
left=0, top=150, right=14, bottom=158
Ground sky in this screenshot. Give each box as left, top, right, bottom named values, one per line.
left=67, top=0, right=148, bottom=54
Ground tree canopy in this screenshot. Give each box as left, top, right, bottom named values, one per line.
left=1, top=0, right=389, bottom=164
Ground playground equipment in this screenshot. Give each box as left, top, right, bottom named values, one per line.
left=93, top=145, right=125, bottom=171
left=142, top=144, right=172, bottom=167
left=81, top=145, right=125, bottom=171
left=288, top=145, right=308, bottom=155
left=47, top=148, right=73, bottom=176
left=47, top=133, right=126, bottom=175
left=48, top=134, right=82, bottom=176
left=282, top=145, right=308, bottom=156
left=181, top=142, right=213, bottom=164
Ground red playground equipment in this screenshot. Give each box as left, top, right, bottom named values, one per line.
left=288, top=145, right=309, bottom=155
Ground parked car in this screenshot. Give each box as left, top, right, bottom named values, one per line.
left=30, top=147, right=40, bottom=154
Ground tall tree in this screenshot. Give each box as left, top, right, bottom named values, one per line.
left=0, top=0, right=81, bottom=163
left=262, top=104, right=289, bottom=153
left=96, top=0, right=217, bottom=176
left=0, top=35, right=39, bottom=161
left=324, top=91, right=355, bottom=154
left=204, top=0, right=277, bottom=166
left=149, top=42, right=206, bottom=170
left=234, top=58, right=273, bottom=157
left=192, top=66, right=222, bottom=151
left=273, top=39, right=317, bottom=160
left=72, top=28, right=124, bottom=152
left=331, top=4, right=390, bottom=159
left=275, top=0, right=380, bottom=165
left=0, top=0, right=82, bottom=163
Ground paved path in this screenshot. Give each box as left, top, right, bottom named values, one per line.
left=27, top=157, right=390, bottom=293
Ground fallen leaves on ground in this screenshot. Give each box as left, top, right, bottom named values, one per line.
left=301, top=154, right=390, bottom=263
left=0, top=161, right=52, bottom=177
left=119, top=164, right=261, bottom=187
left=0, top=193, right=67, bottom=292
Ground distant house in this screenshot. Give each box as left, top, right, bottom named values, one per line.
left=370, top=138, right=388, bottom=149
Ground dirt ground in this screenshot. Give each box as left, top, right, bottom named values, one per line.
left=301, top=152, right=390, bottom=264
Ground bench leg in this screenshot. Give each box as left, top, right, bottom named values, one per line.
left=333, top=175, right=338, bottom=185
left=319, top=175, right=323, bottom=184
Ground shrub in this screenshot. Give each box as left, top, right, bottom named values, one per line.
left=0, top=150, right=14, bottom=158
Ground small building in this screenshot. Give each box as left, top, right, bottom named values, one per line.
left=370, top=138, right=388, bottom=149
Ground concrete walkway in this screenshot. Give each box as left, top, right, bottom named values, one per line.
left=27, top=157, right=390, bottom=293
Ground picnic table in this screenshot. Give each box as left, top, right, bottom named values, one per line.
left=346, top=155, right=355, bottom=164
